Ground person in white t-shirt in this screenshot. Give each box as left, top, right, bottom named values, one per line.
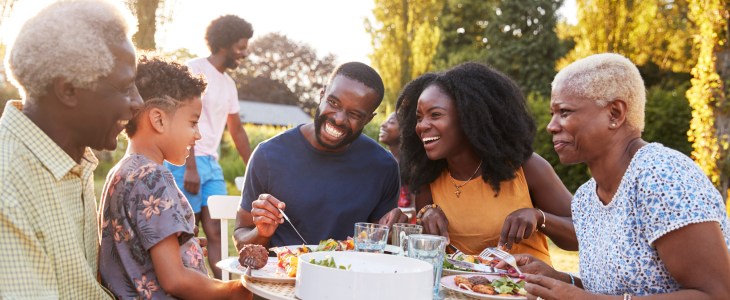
left=164, top=15, right=252, bottom=279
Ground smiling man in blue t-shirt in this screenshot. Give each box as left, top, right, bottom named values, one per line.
left=233, top=62, right=407, bottom=249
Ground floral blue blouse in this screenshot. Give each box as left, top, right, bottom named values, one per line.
left=573, top=143, right=730, bottom=295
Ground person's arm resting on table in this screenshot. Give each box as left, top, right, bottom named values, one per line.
left=150, top=235, right=251, bottom=300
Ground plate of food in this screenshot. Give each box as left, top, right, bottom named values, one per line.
left=219, top=238, right=360, bottom=282
left=442, top=253, right=502, bottom=276
left=217, top=244, right=295, bottom=283
left=440, top=274, right=527, bottom=299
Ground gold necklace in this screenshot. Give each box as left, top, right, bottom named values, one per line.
left=448, top=160, right=482, bottom=198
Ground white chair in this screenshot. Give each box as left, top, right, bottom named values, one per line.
left=235, top=176, right=245, bottom=191
left=207, top=195, right=241, bottom=281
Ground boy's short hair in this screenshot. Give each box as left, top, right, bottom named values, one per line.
left=205, top=15, right=253, bottom=54
left=124, top=53, right=207, bottom=138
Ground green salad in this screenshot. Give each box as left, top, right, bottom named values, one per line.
left=490, top=276, right=527, bottom=295
left=309, top=256, right=351, bottom=270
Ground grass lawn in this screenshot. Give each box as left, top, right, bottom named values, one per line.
left=95, top=179, right=579, bottom=278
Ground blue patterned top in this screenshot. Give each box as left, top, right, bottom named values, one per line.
left=573, top=143, right=730, bottom=295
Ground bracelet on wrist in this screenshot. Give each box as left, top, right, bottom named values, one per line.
left=416, top=204, right=440, bottom=224
left=567, top=272, right=575, bottom=285
left=536, top=208, right=546, bottom=229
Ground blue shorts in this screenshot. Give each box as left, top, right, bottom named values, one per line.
left=165, top=155, right=228, bottom=214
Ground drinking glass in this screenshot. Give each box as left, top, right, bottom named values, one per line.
left=391, top=223, right=423, bottom=256
left=408, top=234, right=448, bottom=300
left=354, top=222, right=389, bottom=253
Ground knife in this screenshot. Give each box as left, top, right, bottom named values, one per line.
left=445, top=258, right=508, bottom=275
left=278, top=208, right=307, bottom=244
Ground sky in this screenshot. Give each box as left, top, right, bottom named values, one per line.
left=1, top=0, right=578, bottom=65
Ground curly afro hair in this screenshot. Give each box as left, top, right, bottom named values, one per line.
left=396, top=62, right=536, bottom=195
left=125, top=53, right=207, bottom=137
left=205, top=15, right=253, bottom=54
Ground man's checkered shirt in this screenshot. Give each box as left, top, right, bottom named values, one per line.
left=0, top=101, right=112, bottom=299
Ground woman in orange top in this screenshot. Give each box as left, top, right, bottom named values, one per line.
left=396, top=62, right=577, bottom=263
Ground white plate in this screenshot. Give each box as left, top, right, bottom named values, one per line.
left=217, top=257, right=295, bottom=283
left=443, top=268, right=482, bottom=276
left=440, top=274, right=526, bottom=299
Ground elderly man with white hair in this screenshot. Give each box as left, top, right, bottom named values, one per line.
left=0, top=0, right=142, bottom=298
left=496, top=53, right=730, bottom=300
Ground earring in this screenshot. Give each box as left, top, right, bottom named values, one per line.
left=611, top=123, right=616, bottom=127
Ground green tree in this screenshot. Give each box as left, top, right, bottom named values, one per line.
left=433, top=0, right=565, bottom=96
left=365, top=0, right=442, bottom=114
left=686, top=0, right=730, bottom=200
left=558, top=0, right=695, bottom=72
left=228, top=32, right=338, bottom=116
left=123, top=0, right=177, bottom=50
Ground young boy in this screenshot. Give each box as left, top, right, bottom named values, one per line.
left=99, top=54, right=251, bottom=300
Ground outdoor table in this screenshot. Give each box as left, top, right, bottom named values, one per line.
left=241, top=277, right=479, bottom=300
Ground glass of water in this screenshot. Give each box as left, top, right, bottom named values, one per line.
left=391, top=223, right=423, bottom=256
left=408, top=234, right=447, bottom=300
left=354, top=222, right=389, bottom=253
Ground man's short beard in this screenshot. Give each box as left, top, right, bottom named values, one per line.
left=313, top=107, right=362, bottom=150
left=224, top=54, right=239, bottom=70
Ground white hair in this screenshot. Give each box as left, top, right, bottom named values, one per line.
left=552, top=53, right=646, bottom=132
left=6, top=0, right=135, bottom=100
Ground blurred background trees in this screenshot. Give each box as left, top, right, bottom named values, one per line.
left=366, top=0, right=706, bottom=193
left=229, top=32, right=337, bottom=116
left=365, top=0, right=442, bottom=114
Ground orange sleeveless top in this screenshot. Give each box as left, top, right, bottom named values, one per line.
left=430, top=167, right=552, bottom=265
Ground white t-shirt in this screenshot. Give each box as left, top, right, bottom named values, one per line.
left=186, top=57, right=240, bottom=160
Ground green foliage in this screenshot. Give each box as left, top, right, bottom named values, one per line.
left=643, top=84, right=693, bottom=156
left=230, top=33, right=337, bottom=116
left=431, top=0, right=493, bottom=70
left=558, top=0, right=695, bottom=72
left=432, top=0, right=565, bottom=96
left=365, top=0, right=442, bottom=114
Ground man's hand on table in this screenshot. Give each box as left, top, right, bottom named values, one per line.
left=379, top=208, right=408, bottom=228
left=251, top=194, right=286, bottom=238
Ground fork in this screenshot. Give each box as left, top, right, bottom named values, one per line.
left=240, top=256, right=256, bottom=280
left=484, top=247, right=522, bottom=275
left=447, top=244, right=464, bottom=259
left=478, top=247, right=493, bottom=260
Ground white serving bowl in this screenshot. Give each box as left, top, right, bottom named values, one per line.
left=295, top=251, right=433, bottom=300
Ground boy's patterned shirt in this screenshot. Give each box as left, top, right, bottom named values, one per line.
left=99, top=154, right=208, bottom=300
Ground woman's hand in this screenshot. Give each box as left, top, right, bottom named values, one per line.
left=417, top=207, right=449, bottom=244
left=523, top=274, right=589, bottom=300
left=494, top=254, right=559, bottom=278
left=498, top=208, right=543, bottom=250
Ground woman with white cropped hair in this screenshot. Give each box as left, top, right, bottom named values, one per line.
left=497, top=53, right=730, bottom=300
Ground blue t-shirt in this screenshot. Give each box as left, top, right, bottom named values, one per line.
left=240, top=124, right=400, bottom=247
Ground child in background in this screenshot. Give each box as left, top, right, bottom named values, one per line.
left=98, top=54, right=251, bottom=300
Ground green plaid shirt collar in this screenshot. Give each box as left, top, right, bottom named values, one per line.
left=2, top=101, right=98, bottom=179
